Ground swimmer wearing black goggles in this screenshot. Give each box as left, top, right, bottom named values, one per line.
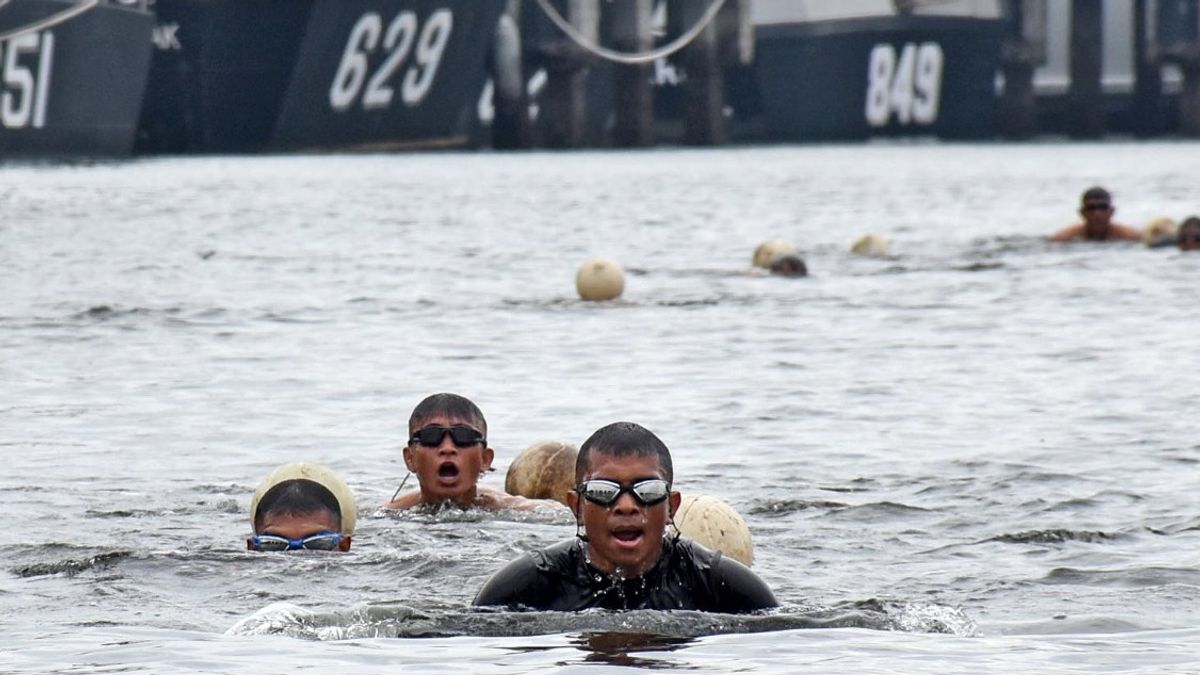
left=576, top=479, right=672, bottom=507
left=409, top=425, right=486, bottom=448
left=249, top=531, right=344, bottom=552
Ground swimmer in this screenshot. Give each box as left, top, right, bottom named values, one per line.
left=248, top=463, right=354, bottom=552
left=1049, top=186, right=1141, bottom=242
left=385, top=393, right=556, bottom=511
left=473, top=422, right=777, bottom=612
left=768, top=254, right=808, bottom=277
left=1178, top=217, right=1200, bottom=251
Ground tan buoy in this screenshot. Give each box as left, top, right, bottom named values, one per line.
left=753, top=239, right=797, bottom=269
left=505, top=440, right=579, bottom=506
left=674, top=494, right=753, bottom=567
left=249, top=462, right=357, bottom=535
left=851, top=233, right=890, bottom=257
left=1142, top=216, right=1178, bottom=246
left=575, top=257, right=625, bottom=301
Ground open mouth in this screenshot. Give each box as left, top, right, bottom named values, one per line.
left=610, top=526, right=645, bottom=548
left=437, top=462, right=460, bottom=481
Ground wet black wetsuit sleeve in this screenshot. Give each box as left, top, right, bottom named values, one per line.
left=472, top=553, right=552, bottom=609
left=708, top=555, right=778, bottom=612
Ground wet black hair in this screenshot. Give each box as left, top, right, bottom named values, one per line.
left=254, top=479, right=341, bottom=531
left=409, top=392, right=487, bottom=436
left=1081, top=186, right=1112, bottom=205
left=769, top=254, right=808, bottom=277
left=576, top=421, right=673, bottom=484
left=1179, top=216, right=1200, bottom=233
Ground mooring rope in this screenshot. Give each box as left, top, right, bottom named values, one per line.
left=0, top=0, right=99, bottom=42
left=532, top=0, right=727, bottom=65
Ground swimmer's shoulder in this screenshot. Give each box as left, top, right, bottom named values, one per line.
left=383, top=491, right=423, bottom=510
left=477, top=487, right=567, bottom=512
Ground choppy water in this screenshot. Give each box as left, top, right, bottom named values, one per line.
left=1, top=141, right=1199, bottom=673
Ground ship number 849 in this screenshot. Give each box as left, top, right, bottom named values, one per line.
left=864, top=42, right=943, bottom=127
left=329, top=9, right=453, bottom=112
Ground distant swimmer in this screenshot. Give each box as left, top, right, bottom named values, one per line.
left=248, top=462, right=355, bottom=552
left=1178, top=217, right=1200, bottom=251
left=473, top=421, right=778, bottom=612
left=768, top=254, right=808, bottom=278
left=384, top=393, right=558, bottom=511
left=1049, top=186, right=1141, bottom=242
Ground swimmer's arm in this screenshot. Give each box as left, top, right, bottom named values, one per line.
left=477, top=487, right=568, bottom=512
left=473, top=554, right=545, bottom=608
left=1048, top=224, right=1083, bottom=242
left=712, top=556, right=779, bottom=612
left=1112, top=223, right=1144, bottom=241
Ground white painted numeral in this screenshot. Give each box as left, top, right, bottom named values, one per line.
left=864, top=42, right=943, bottom=128
left=329, top=8, right=455, bottom=112
left=1, top=31, right=54, bottom=129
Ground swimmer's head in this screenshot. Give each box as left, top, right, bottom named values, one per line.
left=568, top=422, right=681, bottom=578
left=249, top=477, right=352, bottom=552
left=768, top=254, right=808, bottom=277
left=1178, top=217, right=1200, bottom=251
left=404, top=393, right=494, bottom=506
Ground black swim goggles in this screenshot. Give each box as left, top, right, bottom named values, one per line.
left=576, top=479, right=671, bottom=507
left=250, top=531, right=343, bottom=552
left=409, top=425, right=486, bottom=448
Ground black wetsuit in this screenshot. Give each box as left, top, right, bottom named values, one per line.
left=473, top=537, right=778, bottom=613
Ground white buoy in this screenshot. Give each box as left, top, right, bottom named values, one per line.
left=753, top=239, right=797, bottom=269
left=249, top=462, right=357, bottom=535
left=576, top=257, right=625, bottom=301
left=505, top=440, right=579, bottom=506
left=851, top=234, right=890, bottom=257
left=673, top=494, right=754, bottom=567
left=1142, top=216, right=1177, bottom=246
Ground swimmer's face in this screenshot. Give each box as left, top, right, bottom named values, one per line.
left=567, top=451, right=681, bottom=578
left=248, top=509, right=351, bottom=552
left=1080, top=200, right=1114, bottom=234
left=404, top=413, right=494, bottom=506
left=1179, top=225, right=1200, bottom=251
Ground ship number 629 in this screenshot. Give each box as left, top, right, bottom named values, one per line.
left=329, top=9, right=453, bottom=112
left=864, top=42, right=943, bottom=127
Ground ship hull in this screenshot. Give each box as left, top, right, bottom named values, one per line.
left=137, top=0, right=505, bottom=153
left=0, top=0, right=153, bottom=157
left=754, top=16, right=1004, bottom=141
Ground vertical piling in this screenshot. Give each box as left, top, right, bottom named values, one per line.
left=608, top=0, right=655, bottom=147
left=1132, top=0, right=1165, bottom=137
left=492, top=0, right=526, bottom=149
left=671, top=0, right=724, bottom=145
left=1067, top=0, right=1105, bottom=138
left=1157, top=0, right=1200, bottom=135
left=998, top=0, right=1045, bottom=139
left=542, top=0, right=598, bottom=147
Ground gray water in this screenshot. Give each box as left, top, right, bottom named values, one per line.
left=1, top=142, right=1199, bottom=673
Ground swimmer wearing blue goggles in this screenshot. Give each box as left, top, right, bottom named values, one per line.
left=249, top=531, right=344, bottom=552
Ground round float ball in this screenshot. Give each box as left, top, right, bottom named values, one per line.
left=249, top=462, right=357, bottom=535
left=505, top=440, right=579, bottom=506
left=1142, top=216, right=1178, bottom=246
left=576, top=257, right=625, bottom=301
left=753, top=239, right=797, bottom=269
left=851, top=234, right=890, bottom=257
left=768, top=254, right=807, bottom=277
left=673, top=494, right=754, bottom=567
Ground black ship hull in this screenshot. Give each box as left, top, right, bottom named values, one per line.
left=754, top=15, right=1004, bottom=141
left=0, top=0, right=153, bottom=157
left=137, top=0, right=506, bottom=153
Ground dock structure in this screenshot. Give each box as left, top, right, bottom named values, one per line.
left=1068, top=0, right=1105, bottom=138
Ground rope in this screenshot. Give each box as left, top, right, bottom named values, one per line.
left=0, top=0, right=98, bottom=42
left=532, top=0, right=727, bottom=66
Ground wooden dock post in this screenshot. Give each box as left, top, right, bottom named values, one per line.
left=541, top=0, right=599, bottom=148
left=670, top=0, right=724, bottom=145
left=607, top=0, right=655, bottom=147
left=998, top=0, right=1045, bottom=139
left=1156, top=0, right=1200, bottom=136
left=1067, top=0, right=1105, bottom=138
left=1131, top=0, right=1165, bottom=137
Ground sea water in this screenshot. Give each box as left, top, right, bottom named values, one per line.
left=1, top=141, right=1198, bottom=673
